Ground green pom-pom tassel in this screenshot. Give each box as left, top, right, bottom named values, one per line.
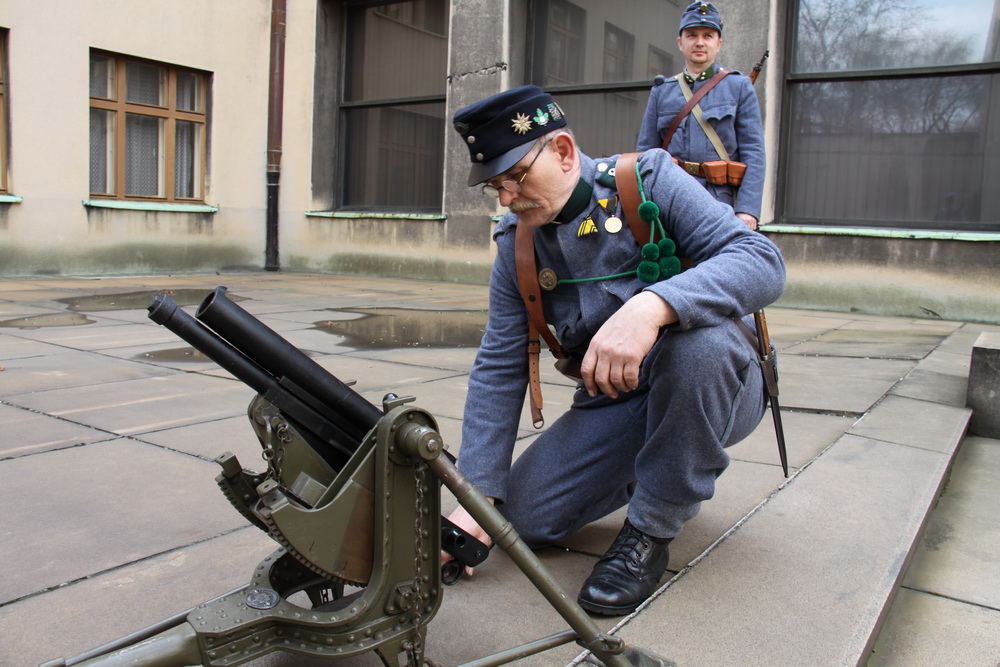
left=638, top=200, right=660, bottom=223
left=641, top=243, right=660, bottom=260
left=658, top=255, right=682, bottom=279
left=637, top=260, right=660, bottom=283
left=657, top=238, right=676, bottom=256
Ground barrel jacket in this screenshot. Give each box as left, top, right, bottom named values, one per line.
left=458, top=149, right=785, bottom=501
left=636, top=68, right=766, bottom=221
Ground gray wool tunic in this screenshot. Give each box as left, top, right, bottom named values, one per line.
left=457, top=148, right=785, bottom=530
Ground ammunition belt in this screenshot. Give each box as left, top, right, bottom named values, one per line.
left=672, top=157, right=746, bottom=187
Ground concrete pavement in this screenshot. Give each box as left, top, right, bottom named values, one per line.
left=0, top=272, right=998, bottom=666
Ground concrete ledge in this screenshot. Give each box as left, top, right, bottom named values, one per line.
left=967, top=332, right=1000, bottom=438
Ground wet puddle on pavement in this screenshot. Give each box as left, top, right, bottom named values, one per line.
left=314, top=308, right=487, bottom=348
left=0, top=313, right=96, bottom=330
left=57, top=289, right=243, bottom=312
left=0, top=289, right=246, bottom=331
left=131, top=307, right=487, bottom=364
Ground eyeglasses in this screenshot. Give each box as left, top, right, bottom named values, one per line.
left=482, top=138, right=553, bottom=198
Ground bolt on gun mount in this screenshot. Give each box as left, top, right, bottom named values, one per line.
left=42, top=286, right=667, bottom=667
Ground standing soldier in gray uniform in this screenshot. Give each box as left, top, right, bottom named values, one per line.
left=443, top=84, right=785, bottom=615
left=637, top=2, right=765, bottom=231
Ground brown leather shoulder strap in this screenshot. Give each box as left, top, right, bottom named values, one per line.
left=515, top=222, right=562, bottom=355
left=613, top=152, right=650, bottom=246
left=514, top=222, right=564, bottom=427
left=661, top=68, right=731, bottom=150
left=614, top=151, right=695, bottom=270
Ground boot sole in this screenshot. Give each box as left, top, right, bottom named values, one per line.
left=576, top=595, right=640, bottom=616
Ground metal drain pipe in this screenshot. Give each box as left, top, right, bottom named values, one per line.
left=264, top=0, right=287, bottom=271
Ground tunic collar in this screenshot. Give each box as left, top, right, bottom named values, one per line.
left=553, top=178, right=594, bottom=223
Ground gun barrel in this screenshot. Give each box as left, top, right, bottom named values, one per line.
left=196, top=287, right=382, bottom=442
left=148, top=294, right=357, bottom=467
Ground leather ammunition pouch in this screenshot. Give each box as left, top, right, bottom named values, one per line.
left=674, top=158, right=746, bottom=186
left=727, top=160, right=747, bottom=187
left=702, top=160, right=729, bottom=185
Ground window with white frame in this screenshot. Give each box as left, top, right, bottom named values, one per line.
left=89, top=51, right=208, bottom=202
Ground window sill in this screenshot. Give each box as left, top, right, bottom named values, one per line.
left=0, top=194, right=23, bottom=204
left=306, top=211, right=446, bottom=221
left=762, top=224, right=1000, bottom=242
left=83, top=199, right=218, bottom=213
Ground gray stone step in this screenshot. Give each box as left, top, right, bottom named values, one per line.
left=598, top=326, right=973, bottom=666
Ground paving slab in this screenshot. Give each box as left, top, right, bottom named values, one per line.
left=0, top=348, right=177, bottom=396
left=772, top=355, right=915, bottom=414
left=1, top=439, right=247, bottom=604
left=612, top=432, right=961, bottom=666
left=0, top=333, right=74, bottom=361
left=7, top=373, right=253, bottom=435
left=0, top=527, right=278, bottom=667
left=0, top=402, right=115, bottom=458
left=848, top=394, right=971, bottom=454
left=728, top=408, right=857, bottom=470
left=781, top=327, right=954, bottom=360
left=867, top=588, right=1000, bottom=666
left=900, top=436, right=1000, bottom=609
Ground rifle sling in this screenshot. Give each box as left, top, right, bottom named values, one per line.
left=661, top=68, right=732, bottom=151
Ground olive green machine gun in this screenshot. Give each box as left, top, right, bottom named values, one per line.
left=43, top=287, right=667, bottom=667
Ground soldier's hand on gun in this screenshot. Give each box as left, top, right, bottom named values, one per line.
left=581, top=292, right=677, bottom=399
left=441, top=502, right=493, bottom=579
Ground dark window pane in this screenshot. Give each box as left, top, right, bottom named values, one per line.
left=784, top=75, right=1000, bottom=230
left=533, top=0, right=682, bottom=86
left=342, top=103, right=444, bottom=210
left=345, top=1, right=449, bottom=102
left=604, top=23, right=635, bottom=83
left=794, top=0, right=1000, bottom=73
left=551, top=89, right=652, bottom=159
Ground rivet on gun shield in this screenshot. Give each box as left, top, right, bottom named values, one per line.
left=245, top=588, right=281, bottom=610
left=538, top=268, right=558, bottom=291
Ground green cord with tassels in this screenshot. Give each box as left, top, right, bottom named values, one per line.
left=553, top=159, right=681, bottom=287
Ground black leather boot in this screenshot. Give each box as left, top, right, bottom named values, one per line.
left=577, top=520, right=672, bottom=616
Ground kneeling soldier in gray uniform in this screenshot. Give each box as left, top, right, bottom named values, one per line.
left=444, top=85, right=785, bottom=615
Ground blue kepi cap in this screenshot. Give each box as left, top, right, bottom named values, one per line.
left=453, top=85, right=567, bottom=186
left=679, top=2, right=723, bottom=35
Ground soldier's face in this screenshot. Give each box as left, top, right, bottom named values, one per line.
left=495, top=133, right=577, bottom=228
left=678, top=27, right=722, bottom=71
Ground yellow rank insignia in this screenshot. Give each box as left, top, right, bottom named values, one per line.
left=578, top=217, right=599, bottom=237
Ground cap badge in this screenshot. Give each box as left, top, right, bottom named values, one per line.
left=512, top=113, right=532, bottom=135
left=547, top=103, right=564, bottom=121
left=533, top=108, right=551, bottom=126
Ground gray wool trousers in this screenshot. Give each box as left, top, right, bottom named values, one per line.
left=500, top=317, right=767, bottom=545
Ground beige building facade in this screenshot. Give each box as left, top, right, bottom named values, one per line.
left=1, top=0, right=998, bottom=323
